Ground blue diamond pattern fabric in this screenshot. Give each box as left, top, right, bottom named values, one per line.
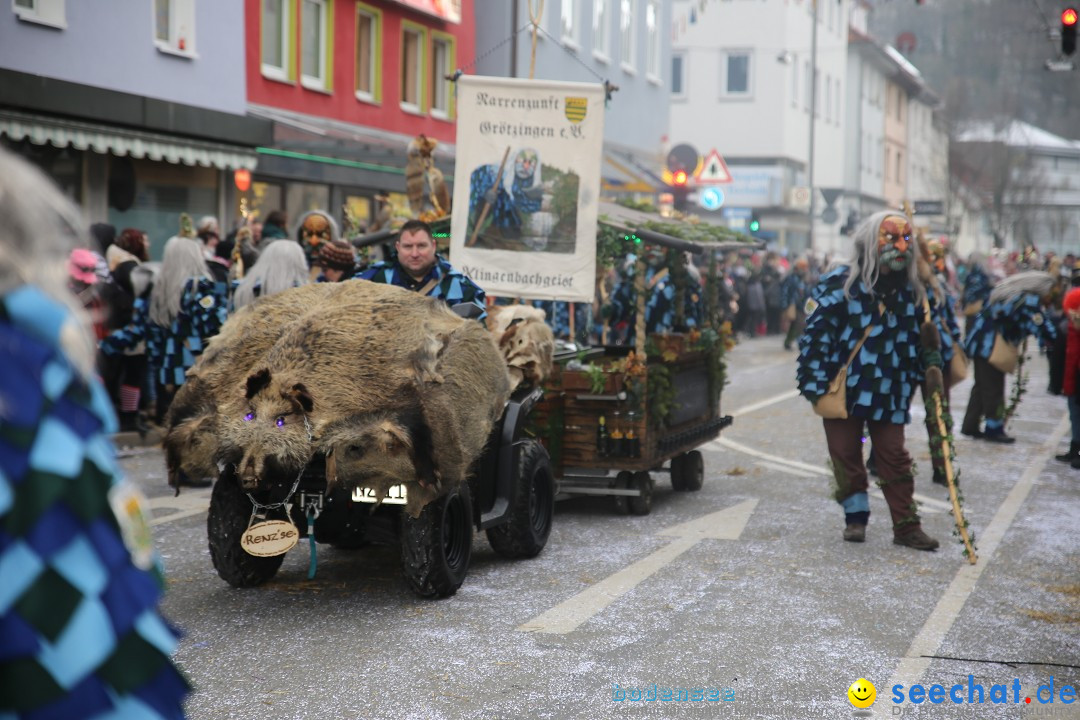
left=0, top=286, right=189, bottom=719
left=796, top=266, right=924, bottom=424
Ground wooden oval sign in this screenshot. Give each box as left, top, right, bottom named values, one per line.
left=241, top=520, right=299, bottom=557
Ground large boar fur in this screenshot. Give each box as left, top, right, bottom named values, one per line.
left=216, top=281, right=512, bottom=515
left=485, top=304, right=555, bottom=390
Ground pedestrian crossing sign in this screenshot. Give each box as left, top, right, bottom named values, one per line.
left=697, top=149, right=733, bottom=185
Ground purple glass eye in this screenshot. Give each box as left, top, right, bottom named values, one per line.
left=244, top=413, right=254, bottom=422
left=276, top=416, right=285, bottom=427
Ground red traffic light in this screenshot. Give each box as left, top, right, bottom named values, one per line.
left=672, top=170, right=688, bottom=186
left=1064, top=7, right=1078, bottom=25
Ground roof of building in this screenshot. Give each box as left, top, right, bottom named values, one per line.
left=954, top=120, right=1080, bottom=154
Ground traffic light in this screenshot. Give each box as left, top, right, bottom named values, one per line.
left=1063, top=7, right=1078, bottom=56
left=671, top=168, right=689, bottom=212
left=749, top=212, right=761, bottom=233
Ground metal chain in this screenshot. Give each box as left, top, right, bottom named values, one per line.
left=243, top=415, right=314, bottom=515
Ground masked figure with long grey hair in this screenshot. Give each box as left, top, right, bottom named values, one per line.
left=961, top=271, right=1058, bottom=443
left=797, top=211, right=939, bottom=551
left=0, top=147, right=190, bottom=718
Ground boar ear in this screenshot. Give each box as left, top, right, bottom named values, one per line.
left=245, top=368, right=272, bottom=399
left=287, top=383, right=314, bottom=413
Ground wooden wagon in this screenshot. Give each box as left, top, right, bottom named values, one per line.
left=525, top=206, right=758, bottom=515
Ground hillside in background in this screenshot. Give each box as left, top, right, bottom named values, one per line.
left=868, top=0, right=1080, bottom=139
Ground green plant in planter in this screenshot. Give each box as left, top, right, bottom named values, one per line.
left=585, top=363, right=608, bottom=394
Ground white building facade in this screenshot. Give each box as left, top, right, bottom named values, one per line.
left=670, top=0, right=850, bottom=254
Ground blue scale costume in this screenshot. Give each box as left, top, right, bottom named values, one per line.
left=931, top=287, right=963, bottom=366
left=0, top=286, right=189, bottom=719
left=359, top=253, right=487, bottom=321
left=961, top=264, right=991, bottom=312
left=962, top=292, right=1057, bottom=434
left=780, top=271, right=808, bottom=311
left=101, top=278, right=227, bottom=390
left=608, top=266, right=702, bottom=345
left=797, top=266, right=925, bottom=424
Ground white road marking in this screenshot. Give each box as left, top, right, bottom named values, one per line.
left=729, top=389, right=801, bottom=417
left=147, top=489, right=212, bottom=527
left=871, top=413, right=1069, bottom=719
left=755, top=460, right=817, bottom=478
left=709, top=436, right=952, bottom=514
left=517, top=499, right=758, bottom=635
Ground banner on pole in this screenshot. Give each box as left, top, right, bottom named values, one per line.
left=450, top=75, right=604, bottom=302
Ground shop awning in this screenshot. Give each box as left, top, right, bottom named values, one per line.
left=0, top=108, right=259, bottom=170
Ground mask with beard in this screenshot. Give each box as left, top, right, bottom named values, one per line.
left=877, top=215, right=913, bottom=274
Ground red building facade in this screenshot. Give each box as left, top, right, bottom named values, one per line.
left=243, top=0, right=474, bottom=230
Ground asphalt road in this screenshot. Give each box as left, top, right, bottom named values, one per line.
left=120, top=336, right=1080, bottom=720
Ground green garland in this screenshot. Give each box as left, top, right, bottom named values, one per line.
left=1003, top=339, right=1029, bottom=426
left=927, top=388, right=978, bottom=559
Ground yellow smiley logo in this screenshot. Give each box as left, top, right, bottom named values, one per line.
left=847, top=678, right=876, bottom=708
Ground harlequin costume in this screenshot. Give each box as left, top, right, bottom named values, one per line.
left=0, top=286, right=189, bottom=719
left=961, top=271, right=1058, bottom=443
left=360, top=253, right=487, bottom=321
left=608, top=258, right=702, bottom=346
left=796, top=212, right=939, bottom=551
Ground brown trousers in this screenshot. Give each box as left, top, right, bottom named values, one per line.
left=823, top=416, right=921, bottom=533
left=961, top=357, right=1006, bottom=435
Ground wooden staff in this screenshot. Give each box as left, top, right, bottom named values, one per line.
left=467, top=146, right=512, bottom=248
left=903, top=201, right=976, bottom=564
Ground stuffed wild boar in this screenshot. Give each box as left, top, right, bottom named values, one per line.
left=208, top=281, right=512, bottom=515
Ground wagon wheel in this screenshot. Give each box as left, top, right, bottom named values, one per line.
left=628, top=471, right=654, bottom=516
left=670, top=455, right=687, bottom=491
left=612, top=470, right=633, bottom=515
left=681, top=450, right=705, bottom=492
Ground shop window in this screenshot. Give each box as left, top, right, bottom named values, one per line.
left=355, top=4, right=381, bottom=103
left=301, top=0, right=332, bottom=91
left=154, top=0, right=196, bottom=57
left=401, top=23, right=426, bottom=112
left=262, top=0, right=293, bottom=82
left=12, top=0, right=65, bottom=28
left=431, top=33, right=454, bottom=119
left=286, top=182, right=330, bottom=228
left=248, top=181, right=285, bottom=227
left=592, top=0, right=609, bottom=60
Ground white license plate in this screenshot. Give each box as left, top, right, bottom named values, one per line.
left=351, top=485, right=408, bottom=505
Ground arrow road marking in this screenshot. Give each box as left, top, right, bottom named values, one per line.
left=517, top=500, right=758, bottom=635
left=708, top=436, right=951, bottom=514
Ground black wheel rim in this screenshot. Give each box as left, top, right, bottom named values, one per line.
left=442, top=493, right=468, bottom=570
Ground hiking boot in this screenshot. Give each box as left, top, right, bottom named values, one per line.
left=1055, top=442, right=1080, bottom=463
left=843, top=524, right=866, bottom=543
left=893, top=528, right=940, bottom=551
left=960, top=428, right=983, bottom=439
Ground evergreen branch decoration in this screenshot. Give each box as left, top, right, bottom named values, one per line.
left=1004, top=338, right=1029, bottom=427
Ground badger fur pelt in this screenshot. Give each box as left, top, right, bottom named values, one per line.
left=485, top=303, right=555, bottom=390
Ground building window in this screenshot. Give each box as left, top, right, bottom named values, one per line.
left=301, top=0, right=330, bottom=90
left=431, top=33, right=454, bottom=118
left=561, top=0, right=578, bottom=47
left=619, top=0, right=635, bottom=71
left=721, top=50, right=752, bottom=99
left=645, top=0, right=660, bottom=80
left=12, top=0, right=65, bottom=28
left=154, top=0, right=196, bottom=56
left=262, top=0, right=292, bottom=81
left=355, top=4, right=380, bottom=102
left=671, top=52, right=685, bottom=98
left=401, top=24, right=426, bottom=112
left=593, top=0, right=609, bottom=60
